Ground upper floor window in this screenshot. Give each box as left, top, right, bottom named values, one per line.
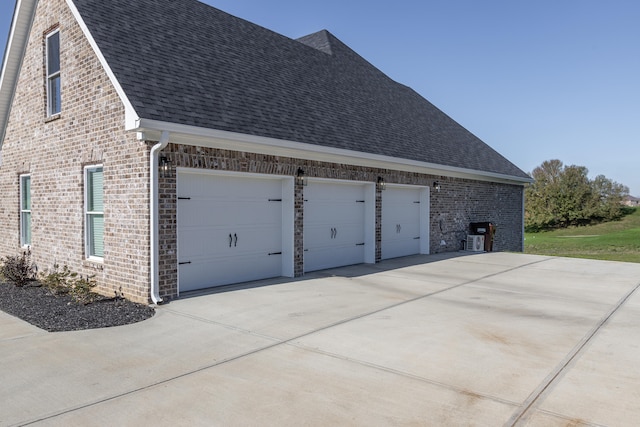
left=20, top=175, right=31, bottom=247
left=46, top=30, right=61, bottom=116
left=85, top=166, right=104, bottom=260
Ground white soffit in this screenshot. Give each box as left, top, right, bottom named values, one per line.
left=134, top=118, right=533, bottom=186
left=0, top=0, right=38, bottom=145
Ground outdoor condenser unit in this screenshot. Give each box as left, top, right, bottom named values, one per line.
left=466, top=235, right=485, bottom=252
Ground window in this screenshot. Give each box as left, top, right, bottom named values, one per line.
left=46, top=30, right=61, bottom=116
left=85, top=166, right=104, bottom=259
left=20, top=175, right=31, bottom=246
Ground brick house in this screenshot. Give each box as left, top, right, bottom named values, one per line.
left=623, top=196, right=639, bottom=207
left=0, top=0, right=532, bottom=304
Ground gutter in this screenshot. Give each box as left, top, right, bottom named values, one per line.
left=133, top=118, right=533, bottom=186
left=149, top=131, right=169, bottom=304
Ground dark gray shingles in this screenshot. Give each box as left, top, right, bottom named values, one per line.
left=72, top=0, right=528, bottom=179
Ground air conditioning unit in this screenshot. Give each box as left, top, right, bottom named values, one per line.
left=466, top=235, right=485, bottom=252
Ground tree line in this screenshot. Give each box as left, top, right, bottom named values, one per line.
left=525, top=159, right=629, bottom=231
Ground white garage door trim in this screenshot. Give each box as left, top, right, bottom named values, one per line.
left=176, top=168, right=294, bottom=295
left=303, top=178, right=375, bottom=272
left=381, top=184, right=430, bottom=260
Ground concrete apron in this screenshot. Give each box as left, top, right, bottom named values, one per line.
left=1, top=252, right=639, bottom=426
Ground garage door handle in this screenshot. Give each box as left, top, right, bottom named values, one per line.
left=234, top=233, right=238, bottom=247
left=179, top=261, right=191, bottom=265
left=356, top=243, right=365, bottom=246
left=229, top=234, right=233, bottom=247
left=268, top=252, right=282, bottom=256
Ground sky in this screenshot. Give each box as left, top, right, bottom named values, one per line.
left=1, top=0, right=639, bottom=195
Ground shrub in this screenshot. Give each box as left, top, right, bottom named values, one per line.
left=0, top=250, right=36, bottom=287
left=40, top=264, right=98, bottom=304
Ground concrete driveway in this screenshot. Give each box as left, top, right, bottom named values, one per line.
left=1, top=252, right=640, bottom=426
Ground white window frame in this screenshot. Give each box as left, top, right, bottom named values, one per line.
left=84, top=165, right=104, bottom=261
left=46, top=30, right=61, bottom=117
left=20, top=174, right=31, bottom=247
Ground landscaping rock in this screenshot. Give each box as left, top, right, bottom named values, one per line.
left=0, top=282, right=155, bottom=332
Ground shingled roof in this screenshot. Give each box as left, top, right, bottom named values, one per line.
left=71, top=0, right=529, bottom=180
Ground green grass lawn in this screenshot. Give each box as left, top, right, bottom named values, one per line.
left=524, top=207, right=640, bottom=263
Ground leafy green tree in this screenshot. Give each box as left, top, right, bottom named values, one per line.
left=525, top=159, right=629, bottom=231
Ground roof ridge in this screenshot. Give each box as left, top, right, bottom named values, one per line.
left=296, top=30, right=334, bottom=55
left=66, top=0, right=530, bottom=180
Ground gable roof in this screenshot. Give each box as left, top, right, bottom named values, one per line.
left=0, top=0, right=38, bottom=145
left=1, top=0, right=531, bottom=182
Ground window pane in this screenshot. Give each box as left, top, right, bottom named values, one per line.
left=88, top=168, right=103, bottom=212
left=86, top=167, right=104, bottom=258
left=89, top=214, right=104, bottom=257
left=21, top=212, right=31, bottom=246
left=21, top=176, right=31, bottom=210
left=47, top=32, right=60, bottom=74
left=49, top=76, right=61, bottom=115
left=20, top=176, right=31, bottom=246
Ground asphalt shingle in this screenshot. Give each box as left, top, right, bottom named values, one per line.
left=72, top=0, right=529, bottom=179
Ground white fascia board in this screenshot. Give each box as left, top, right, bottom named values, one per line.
left=65, top=0, right=139, bottom=128
left=0, top=0, right=38, bottom=146
left=134, top=118, right=533, bottom=186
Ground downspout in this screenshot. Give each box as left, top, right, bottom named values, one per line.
left=150, top=131, right=170, bottom=304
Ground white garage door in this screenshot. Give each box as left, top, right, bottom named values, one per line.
left=304, top=180, right=375, bottom=272
left=177, top=171, right=292, bottom=293
left=381, top=185, right=429, bottom=260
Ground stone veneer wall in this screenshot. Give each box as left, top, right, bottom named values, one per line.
left=0, top=0, right=151, bottom=303
left=157, top=143, right=524, bottom=301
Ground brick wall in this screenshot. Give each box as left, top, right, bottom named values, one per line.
left=0, top=0, right=524, bottom=304
left=157, top=144, right=524, bottom=300
left=0, top=0, right=151, bottom=303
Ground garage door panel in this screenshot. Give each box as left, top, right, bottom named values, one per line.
left=382, top=186, right=425, bottom=260
left=179, top=225, right=281, bottom=258
left=178, top=226, right=228, bottom=259
left=180, top=201, right=281, bottom=229
left=305, top=222, right=364, bottom=243
left=180, top=252, right=281, bottom=292
left=177, top=171, right=286, bottom=292
left=304, top=245, right=365, bottom=272
left=304, top=180, right=370, bottom=272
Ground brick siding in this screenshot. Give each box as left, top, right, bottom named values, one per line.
left=156, top=144, right=524, bottom=300
left=1, top=0, right=524, bottom=304
left=0, top=0, right=151, bottom=303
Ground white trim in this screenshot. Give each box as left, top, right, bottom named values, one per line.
left=19, top=173, right=31, bottom=247
left=420, top=187, right=430, bottom=255
left=381, top=183, right=430, bottom=259
left=0, top=0, right=38, bottom=145
left=150, top=132, right=170, bottom=304
left=176, top=167, right=291, bottom=181
left=135, top=118, right=533, bottom=186
left=364, top=182, right=376, bottom=264
left=64, top=0, right=139, bottom=128
left=303, top=178, right=376, bottom=271
left=45, top=30, right=61, bottom=117
left=175, top=168, right=295, bottom=295
left=84, top=164, right=104, bottom=261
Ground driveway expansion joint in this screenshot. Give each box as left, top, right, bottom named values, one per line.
left=505, top=279, right=640, bottom=426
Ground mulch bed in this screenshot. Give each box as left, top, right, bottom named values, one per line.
left=0, top=281, right=155, bottom=332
